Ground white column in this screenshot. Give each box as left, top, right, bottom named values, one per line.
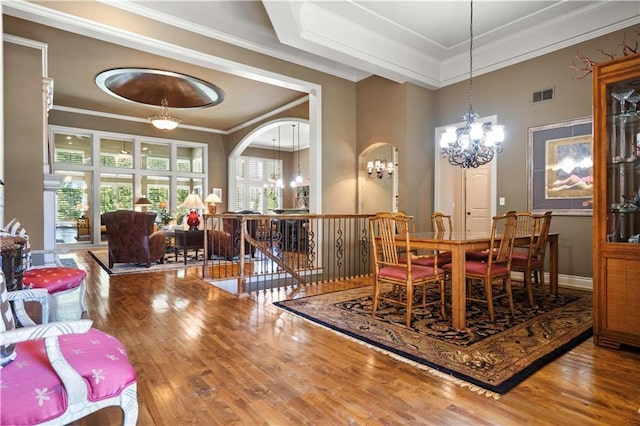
left=42, top=78, right=59, bottom=265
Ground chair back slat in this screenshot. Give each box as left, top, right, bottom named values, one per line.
left=431, top=212, right=452, bottom=233
left=532, top=211, right=553, bottom=260
left=490, top=212, right=518, bottom=266
left=369, top=212, right=418, bottom=270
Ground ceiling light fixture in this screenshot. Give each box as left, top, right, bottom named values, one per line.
left=148, top=77, right=181, bottom=131
left=268, top=127, right=284, bottom=188
left=290, top=124, right=304, bottom=188
left=120, top=140, right=129, bottom=155
left=439, top=0, right=505, bottom=168
left=149, top=98, right=181, bottom=131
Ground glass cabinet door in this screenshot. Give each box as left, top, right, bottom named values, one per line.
left=606, top=81, right=640, bottom=243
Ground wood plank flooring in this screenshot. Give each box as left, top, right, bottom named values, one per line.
left=66, top=250, right=640, bottom=425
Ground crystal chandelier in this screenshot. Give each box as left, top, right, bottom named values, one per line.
left=439, top=0, right=505, bottom=169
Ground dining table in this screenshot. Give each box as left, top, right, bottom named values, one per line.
left=401, top=231, right=559, bottom=329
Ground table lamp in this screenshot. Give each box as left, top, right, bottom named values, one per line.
left=204, top=192, right=222, bottom=214
left=134, top=196, right=153, bottom=212
left=179, top=192, right=206, bottom=230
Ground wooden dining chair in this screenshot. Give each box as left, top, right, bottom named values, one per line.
left=443, top=211, right=518, bottom=322
left=369, top=212, right=446, bottom=328
left=407, top=212, right=453, bottom=268
left=432, top=212, right=453, bottom=233
left=511, top=211, right=552, bottom=307
left=466, top=210, right=529, bottom=260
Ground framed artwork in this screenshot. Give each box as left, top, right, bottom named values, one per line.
left=528, top=117, right=593, bottom=216
left=212, top=187, right=222, bottom=201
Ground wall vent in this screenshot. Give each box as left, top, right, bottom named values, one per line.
left=532, top=87, right=554, bottom=104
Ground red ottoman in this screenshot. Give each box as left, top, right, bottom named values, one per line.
left=23, top=267, right=87, bottom=321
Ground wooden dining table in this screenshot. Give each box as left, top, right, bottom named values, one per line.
left=402, top=231, right=559, bottom=329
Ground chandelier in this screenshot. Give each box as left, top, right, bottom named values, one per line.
left=148, top=98, right=181, bottom=131
left=148, top=77, right=181, bottom=131
left=439, top=0, right=505, bottom=169
left=268, top=127, right=284, bottom=188
left=290, top=124, right=304, bottom=187
left=367, top=159, right=394, bottom=179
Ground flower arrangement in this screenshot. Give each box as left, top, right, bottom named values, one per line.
left=158, top=202, right=173, bottom=225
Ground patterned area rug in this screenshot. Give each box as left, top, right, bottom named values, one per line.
left=89, top=249, right=203, bottom=275
left=275, top=285, right=593, bottom=396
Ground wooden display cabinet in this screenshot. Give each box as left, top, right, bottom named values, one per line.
left=592, top=52, right=640, bottom=349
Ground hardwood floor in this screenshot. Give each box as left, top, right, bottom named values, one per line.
left=66, top=250, right=640, bottom=425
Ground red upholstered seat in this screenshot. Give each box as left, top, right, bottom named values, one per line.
left=445, top=260, right=510, bottom=277
left=511, top=250, right=544, bottom=268
left=23, top=267, right=86, bottom=294
left=399, top=252, right=451, bottom=268
left=0, top=328, right=137, bottom=425
left=379, top=264, right=442, bottom=281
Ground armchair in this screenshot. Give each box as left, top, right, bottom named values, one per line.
left=0, top=271, right=139, bottom=425
left=208, top=211, right=261, bottom=260
left=103, top=210, right=166, bottom=268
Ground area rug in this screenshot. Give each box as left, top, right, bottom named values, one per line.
left=274, top=285, right=593, bottom=397
left=89, top=249, right=203, bottom=275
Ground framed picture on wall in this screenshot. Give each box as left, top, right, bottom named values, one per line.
left=528, top=117, right=593, bottom=216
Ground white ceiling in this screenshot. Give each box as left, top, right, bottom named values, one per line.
left=123, top=0, right=640, bottom=89
left=4, top=1, right=639, bottom=150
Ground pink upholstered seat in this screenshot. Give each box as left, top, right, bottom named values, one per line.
left=23, top=267, right=86, bottom=294
left=0, top=328, right=137, bottom=425
left=379, top=264, right=442, bottom=281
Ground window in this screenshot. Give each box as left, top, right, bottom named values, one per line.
left=51, top=127, right=207, bottom=245
left=235, top=156, right=281, bottom=212
left=141, top=142, right=170, bottom=170
left=56, top=172, right=91, bottom=223
left=100, top=174, right=133, bottom=212
left=100, top=138, right=133, bottom=169
left=54, top=133, right=92, bottom=165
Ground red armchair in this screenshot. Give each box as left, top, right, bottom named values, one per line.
left=103, top=210, right=165, bottom=268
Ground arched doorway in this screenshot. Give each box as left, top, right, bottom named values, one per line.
left=229, top=118, right=314, bottom=213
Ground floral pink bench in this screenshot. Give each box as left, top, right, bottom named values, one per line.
left=0, top=270, right=138, bottom=425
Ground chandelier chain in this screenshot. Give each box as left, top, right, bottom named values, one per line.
left=468, top=0, right=474, bottom=112
left=438, top=0, right=505, bottom=169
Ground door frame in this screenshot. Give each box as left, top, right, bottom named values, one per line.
left=434, top=115, right=498, bottom=231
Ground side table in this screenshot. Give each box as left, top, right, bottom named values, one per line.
left=174, top=229, right=204, bottom=264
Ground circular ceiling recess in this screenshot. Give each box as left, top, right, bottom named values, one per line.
left=95, top=68, right=224, bottom=109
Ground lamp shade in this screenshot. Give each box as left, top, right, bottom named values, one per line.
left=134, top=196, right=153, bottom=206
left=178, top=193, right=206, bottom=209
left=204, top=193, right=222, bottom=204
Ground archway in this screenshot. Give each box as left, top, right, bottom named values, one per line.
left=358, top=143, right=398, bottom=214
left=229, top=118, right=313, bottom=212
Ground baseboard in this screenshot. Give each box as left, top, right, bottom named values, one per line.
left=557, top=273, right=593, bottom=291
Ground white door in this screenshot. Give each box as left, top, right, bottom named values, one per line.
left=465, top=164, right=492, bottom=233
left=434, top=117, right=498, bottom=234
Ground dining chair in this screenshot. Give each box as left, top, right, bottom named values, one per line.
left=404, top=212, right=453, bottom=268
left=466, top=210, right=525, bottom=261
left=369, top=212, right=446, bottom=328
left=511, top=211, right=552, bottom=307
left=442, top=211, right=518, bottom=322
left=432, top=212, right=453, bottom=233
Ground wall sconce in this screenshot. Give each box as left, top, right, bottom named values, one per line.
left=367, top=159, right=394, bottom=179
